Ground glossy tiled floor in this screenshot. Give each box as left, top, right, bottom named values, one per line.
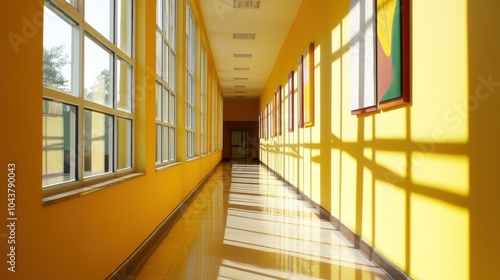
left=136, top=162, right=392, bottom=280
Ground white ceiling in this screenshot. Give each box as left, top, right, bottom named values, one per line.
left=198, top=0, right=303, bottom=99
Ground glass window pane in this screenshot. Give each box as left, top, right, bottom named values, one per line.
left=156, top=0, right=163, bottom=28
left=42, top=100, right=77, bottom=187
left=43, top=5, right=76, bottom=95
left=156, top=31, right=163, bottom=77
left=163, top=89, right=168, bottom=122
left=163, top=126, right=168, bottom=162
left=85, top=0, right=113, bottom=41
left=117, top=118, right=132, bottom=170
left=84, top=110, right=113, bottom=177
left=169, top=50, right=176, bottom=89
left=84, top=36, right=113, bottom=107
left=156, top=83, right=162, bottom=121
left=65, top=0, right=77, bottom=8
left=169, top=127, right=175, bottom=161
left=156, top=124, right=162, bottom=163
left=117, top=58, right=132, bottom=112
left=186, top=131, right=190, bottom=157
left=117, top=0, right=133, bottom=56
left=169, top=92, right=175, bottom=124
left=163, top=42, right=169, bottom=81
left=169, top=0, right=176, bottom=48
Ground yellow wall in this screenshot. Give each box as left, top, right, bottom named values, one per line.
left=223, top=98, right=260, bottom=121
left=0, top=0, right=222, bottom=279
left=260, top=0, right=500, bottom=279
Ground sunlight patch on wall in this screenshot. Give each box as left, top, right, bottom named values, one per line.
left=411, top=0, right=468, bottom=144
left=314, top=45, right=322, bottom=131
left=331, top=149, right=341, bottom=218
left=375, top=150, right=407, bottom=179
left=311, top=149, right=321, bottom=202
left=302, top=143, right=312, bottom=197
left=340, top=151, right=358, bottom=230
left=411, top=153, right=469, bottom=196
left=374, top=108, right=407, bottom=140
left=341, top=113, right=359, bottom=143
left=410, top=193, right=469, bottom=280
left=331, top=59, right=342, bottom=138
left=331, top=23, right=342, bottom=54
left=375, top=180, right=406, bottom=270
left=361, top=166, right=374, bottom=244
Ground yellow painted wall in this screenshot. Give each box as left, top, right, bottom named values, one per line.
left=0, top=0, right=222, bottom=279
left=223, top=98, right=260, bottom=121
left=260, top=0, right=500, bottom=279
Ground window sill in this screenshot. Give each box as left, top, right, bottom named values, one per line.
left=186, top=156, right=200, bottom=162
left=42, top=172, right=146, bottom=207
left=155, top=161, right=182, bottom=171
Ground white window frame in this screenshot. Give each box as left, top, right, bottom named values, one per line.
left=211, top=74, right=217, bottom=153
left=200, top=45, right=208, bottom=156
left=186, top=3, right=196, bottom=159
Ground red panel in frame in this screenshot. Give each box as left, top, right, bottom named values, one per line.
left=303, top=42, right=314, bottom=127
left=275, top=85, right=282, bottom=135
left=259, top=111, right=264, bottom=139
left=288, top=71, right=294, bottom=132
left=263, top=106, right=268, bottom=138
left=297, top=55, right=304, bottom=128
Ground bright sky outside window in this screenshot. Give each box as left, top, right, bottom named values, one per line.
left=43, top=5, right=76, bottom=95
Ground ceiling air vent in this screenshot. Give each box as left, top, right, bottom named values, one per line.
left=234, top=85, right=246, bottom=88
left=234, top=91, right=246, bottom=94
left=233, top=53, right=252, bottom=58
left=234, top=77, right=248, bottom=80
left=233, top=33, right=256, bottom=40
left=233, top=0, right=260, bottom=9
left=234, top=67, right=250, bottom=71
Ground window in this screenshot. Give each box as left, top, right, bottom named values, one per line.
left=211, top=75, right=217, bottom=153
left=42, top=0, right=134, bottom=193
left=156, top=0, right=177, bottom=165
left=218, top=100, right=223, bottom=150
left=200, top=46, right=207, bottom=155
left=186, top=3, right=196, bottom=158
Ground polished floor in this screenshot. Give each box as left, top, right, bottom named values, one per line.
left=136, top=162, right=392, bottom=280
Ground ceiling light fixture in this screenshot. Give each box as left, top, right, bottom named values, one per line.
left=233, top=53, right=252, bottom=58
left=233, top=0, right=260, bottom=9
left=233, top=33, right=256, bottom=39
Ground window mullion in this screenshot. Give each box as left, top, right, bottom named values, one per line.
left=83, top=100, right=117, bottom=116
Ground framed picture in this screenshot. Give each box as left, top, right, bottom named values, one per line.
left=288, top=71, right=294, bottom=132
left=303, top=42, right=314, bottom=127
left=275, top=85, right=282, bottom=135
left=349, top=0, right=410, bottom=114
left=259, top=111, right=263, bottom=139
left=377, top=0, right=410, bottom=110
left=297, top=55, right=304, bottom=127
left=263, top=106, right=268, bottom=138
left=269, top=102, right=274, bottom=137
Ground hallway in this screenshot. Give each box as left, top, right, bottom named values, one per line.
left=136, top=162, right=392, bottom=280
